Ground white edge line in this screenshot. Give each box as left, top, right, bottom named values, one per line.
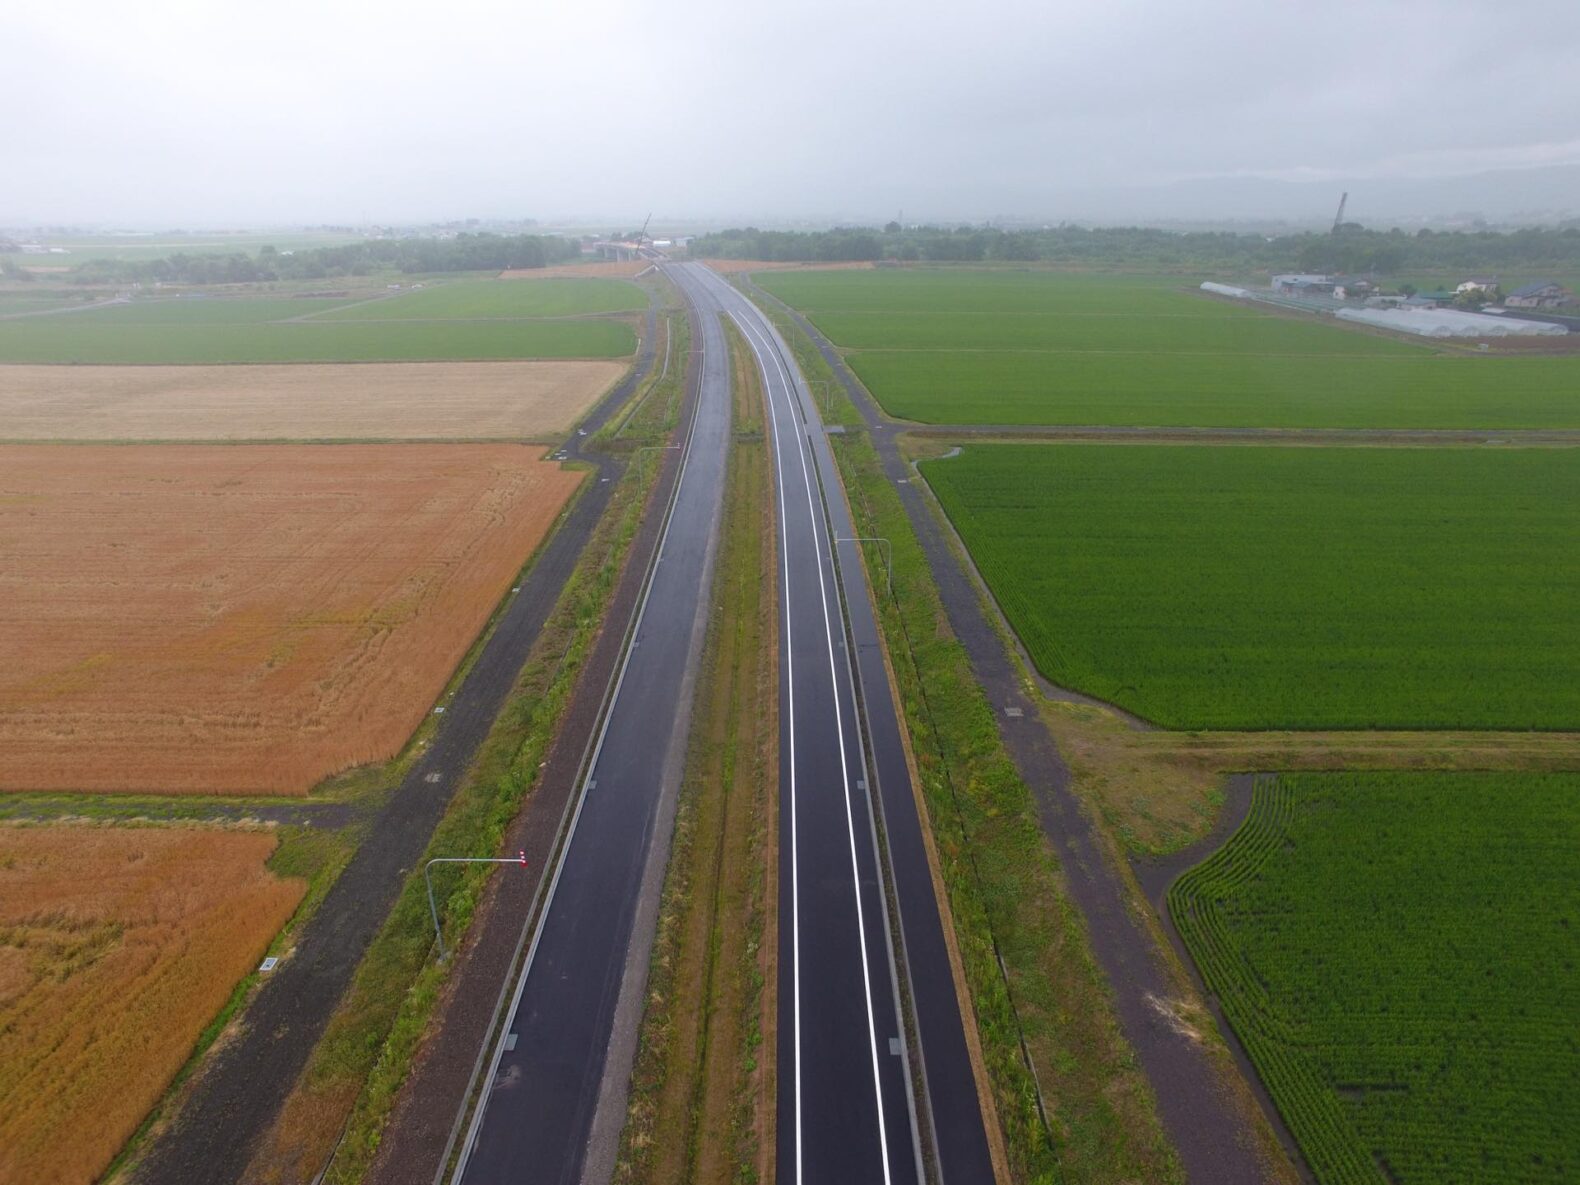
left=450, top=264, right=715, bottom=1184
left=728, top=301, right=894, bottom=1185
left=729, top=306, right=805, bottom=1185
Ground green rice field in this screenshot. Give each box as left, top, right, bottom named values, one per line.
left=757, top=269, right=1580, bottom=429
left=56, top=297, right=350, bottom=324
left=1169, top=771, right=1580, bottom=1185
left=0, top=282, right=639, bottom=362
left=0, top=295, right=90, bottom=316
left=920, top=444, right=1580, bottom=729
left=311, top=277, right=644, bottom=320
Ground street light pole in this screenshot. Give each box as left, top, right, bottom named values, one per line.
left=837, top=536, right=893, bottom=593
left=806, top=379, right=832, bottom=416
left=424, top=852, right=528, bottom=961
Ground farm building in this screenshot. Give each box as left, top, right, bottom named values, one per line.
left=1272, top=273, right=1336, bottom=296
left=1506, top=281, right=1573, bottom=310
left=1456, top=277, right=1499, bottom=294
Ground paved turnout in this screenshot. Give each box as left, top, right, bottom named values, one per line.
left=698, top=267, right=996, bottom=1185
left=453, top=263, right=730, bottom=1185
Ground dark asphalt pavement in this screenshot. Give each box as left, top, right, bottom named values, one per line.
left=703, top=269, right=996, bottom=1185
left=454, top=263, right=730, bottom=1185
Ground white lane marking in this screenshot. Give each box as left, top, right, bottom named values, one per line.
left=452, top=264, right=719, bottom=1184
left=735, top=307, right=805, bottom=1184
left=729, top=304, right=894, bottom=1185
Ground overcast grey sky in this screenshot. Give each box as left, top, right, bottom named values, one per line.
left=8, top=0, right=1580, bottom=226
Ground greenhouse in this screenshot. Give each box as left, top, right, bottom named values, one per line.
left=1335, top=306, right=1567, bottom=338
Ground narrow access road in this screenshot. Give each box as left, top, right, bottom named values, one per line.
left=451, top=263, right=729, bottom=1185
left=700, top=267, right=997, bottom=1185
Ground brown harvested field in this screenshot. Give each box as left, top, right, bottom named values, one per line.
left=0, top=360, right=624, bottom=441
left=498, top=260, right=651, bottom=280
left=0, top=443, right=583, bottom=795
left=0, top=825, right=304, bottom=1185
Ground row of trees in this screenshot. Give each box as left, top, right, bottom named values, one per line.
left=689, top=222, right=1580, bottom=276
left=66, top=233, right=581, bottom=285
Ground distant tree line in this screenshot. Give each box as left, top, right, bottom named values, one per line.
left=67, top=233, right=581, bottom=285
left=689, top=223, right=1580, bottom=276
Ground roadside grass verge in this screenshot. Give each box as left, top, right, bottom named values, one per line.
left=1041, top=698, right=1580, bottom=857
left=241, top=443, right=667, bottom=1185
left=603, top=306, right=691, bottom=446
left=831, top=428, right=1182, bottom=1183
left=615, top=323, right=776, bottom=1185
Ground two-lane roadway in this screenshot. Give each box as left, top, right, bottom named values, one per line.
left=452, top=263, right=729, bottom=1185
left=697, top=266, right=996, bottom=1185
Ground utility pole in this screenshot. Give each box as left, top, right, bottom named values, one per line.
left=424, top=853, right=528, bottom=961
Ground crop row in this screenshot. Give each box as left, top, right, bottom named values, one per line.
left=920, top=443, right=1580, bottom=730
left=1169, top=771, right=1580, bottom=1184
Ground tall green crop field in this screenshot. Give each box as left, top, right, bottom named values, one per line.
left=920, top=444, right=1580, bottom=729
left=1170, top=771, right=1580, bottom=1185
left=311, top=277, right=645, bottom=320
left=758, top=268, right=1580, bottom=429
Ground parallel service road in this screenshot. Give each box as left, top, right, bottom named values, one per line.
left=453, top=263, right=729, bottom=1185
left=697, top=266, right=996, bottom=1185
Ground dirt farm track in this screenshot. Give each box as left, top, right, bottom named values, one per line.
left=0, top=443, right=583, bottom=795
left=0, top=360, right=624, bottom=441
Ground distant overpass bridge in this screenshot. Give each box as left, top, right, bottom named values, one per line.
left=590, top=240, right=665, bottom=261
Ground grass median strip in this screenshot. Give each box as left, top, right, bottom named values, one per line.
left=831, top=428, right=1182, bottom=1184
left=615, top=322, right=776, bottom=1185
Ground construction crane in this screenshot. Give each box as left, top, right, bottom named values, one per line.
left=636, top=212, right=652, bottom=248
left=1332, top=192, right=1349, bottom=234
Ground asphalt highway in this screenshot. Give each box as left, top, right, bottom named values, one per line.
left=699, top=268, right=996, bottom=1185
left=453, top=263, right=729, bottom=1185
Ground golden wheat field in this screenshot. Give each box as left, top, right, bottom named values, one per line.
left=0, top=443, right=583, bottom=795
left=0, top=825, right=304, bottom=1185
left=0, top=360, right=623, bottom=441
